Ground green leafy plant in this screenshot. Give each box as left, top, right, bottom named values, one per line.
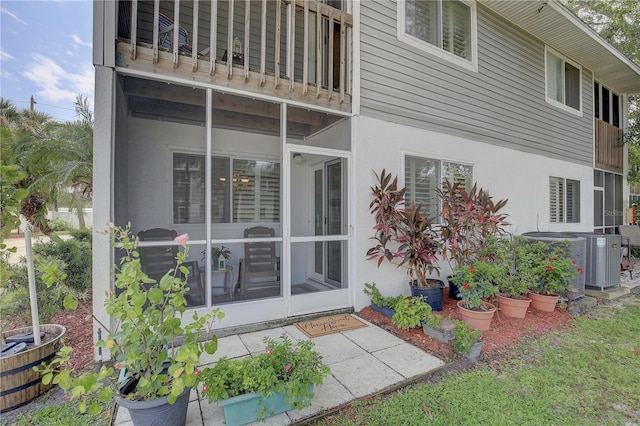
left=363, top=282, right=404, bottom=309
left=391, top=296, right=433, bottom=330
left=201, top=245, right=231, bottom=263
left=450, top=260, right=499, bottom=310
left=367, top=169, right=441, bottom=287
left=529, top=241, right=581, bottom=295
left=421, top=314, right=481, bottom=355
left=36, top=223, right=225, bottom=414
left=198, top=334, right=330, bottom=420
left=481, top=236, right=539, bottom=299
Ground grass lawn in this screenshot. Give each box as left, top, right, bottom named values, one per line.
left=316, top=293, right=640, bottom=425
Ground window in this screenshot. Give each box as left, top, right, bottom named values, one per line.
left=545, top=47, right=581, bottom=114
left=405, top=155, right=472, bottom=220
left=549, top=177, right=580, bottom=223
left=594, top=82, right=621, bottom=128
left=399, top=0, right=477, bottom=70
left=173, top=153, right=280, bottom=224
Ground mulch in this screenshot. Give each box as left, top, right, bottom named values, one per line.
left=357, top=292, right=573, bottom=363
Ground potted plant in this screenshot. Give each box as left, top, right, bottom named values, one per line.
left=438, top=180, right=508, bottom=300
left=391, top=296, right=433, bottom=330
left=37, top=223, right=225, bottom=425
left=202, top=245, right=231, bottom=270
left=367, top=169, right=445, bottom=311
left=486, top=236, right=538, bottom=318
left=450, top=260, right=499, bottom=331
left=198, top=334, right=330, bottom=425
left=363, top=282, right=404, bottom=318
left=421, top=315, right=482, bottom=359
left=527, top=241, right=581, bottom=312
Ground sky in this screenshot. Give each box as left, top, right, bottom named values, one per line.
left=1, top=1, right=94, bottom=122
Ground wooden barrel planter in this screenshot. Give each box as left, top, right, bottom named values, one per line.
left=0, top=324, right=66, bottom=412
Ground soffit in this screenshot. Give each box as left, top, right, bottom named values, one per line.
left=479, top=0, right=640, bottom=94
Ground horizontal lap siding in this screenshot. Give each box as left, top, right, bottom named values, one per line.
left=360, top=0, right=593, bottom=166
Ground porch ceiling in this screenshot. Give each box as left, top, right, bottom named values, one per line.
left=121, top=77, right=344, bottom=138
left=479, top=0, right=640, bottom=94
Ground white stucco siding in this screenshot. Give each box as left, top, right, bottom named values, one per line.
left=352, top=115, right=594, bottom=311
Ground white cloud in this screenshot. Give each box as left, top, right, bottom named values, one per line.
left=66, top=50, right=74, bottom=56
left=1, top=69, right=18, bottom=82
left=71, top=34, right=92, bottom=48
left=22, top=54, right=94, bottom=104
left=1, top=7, right=27, bottom=25
left=0, top=48, right=15, bottom=61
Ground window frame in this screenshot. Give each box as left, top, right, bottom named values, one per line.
left=397, top=0, right=478, bottom=73
left=171, top=151, right=281, bottom=226
left=544, top=46, right=583, bottom=116
left=593, top=81, right=621, bottom=128
left=549, top=176, right=581, bottom=224
left=403, top=153, right=474, bottom=222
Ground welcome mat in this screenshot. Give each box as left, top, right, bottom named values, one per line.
left=294, top=314, right=368, bottom=338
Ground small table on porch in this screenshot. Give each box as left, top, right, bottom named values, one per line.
left=199, top=266, right=234, bottom=302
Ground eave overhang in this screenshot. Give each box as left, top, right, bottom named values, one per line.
left=479, top=0, right=640, bottom=94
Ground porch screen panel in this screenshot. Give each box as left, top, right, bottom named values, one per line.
left=605, top=173, right=615, bottom=227
left=566, top=179, right=580, bottom=223
left=405, top=0, right=438, bottom=47
left=442, top=0, right=471, bottom=60
left=173, top=154, right=205, bottom=224
left=212, top=156, right=231, bottom=223
left=615, top=174, right=623, bottom=227
left=549, top=177, right=564, bottom=223
left=232, top=159, right=280, bottom=222
left=405, top=156, right=439, bottom=220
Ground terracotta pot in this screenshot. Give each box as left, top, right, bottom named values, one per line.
left=527, top=292, right=560, bottom=312
left=497, top=294, right=531, bottom=319
left=456, top=301, right=496, bottom=331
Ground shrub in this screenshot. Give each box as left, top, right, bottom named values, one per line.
left=33, top=233, right=92, bottom=291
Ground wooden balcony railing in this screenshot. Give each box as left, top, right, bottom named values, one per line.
left=117, top=0, right=352, bottom=110
left=595, top=118, right=624, bottom=172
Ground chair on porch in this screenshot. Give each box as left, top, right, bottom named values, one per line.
left=619, top=225, right=640, bottom=277
left=138, top=228, right=205, bottom=305
left=237, top=226, right=281, bottom=299
left=158, top=12, right=210, bottom=57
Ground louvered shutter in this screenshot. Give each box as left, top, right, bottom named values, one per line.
left=549, top=177, right=564, bottom=223
left=405, top=156, right=440, bottom=220
left=232, top=159, right=280, bottom=223
left=565, top=179, right=580, bottom=223
left=173, top=153, right=206, bottom=224
left=443, top=161, right=472, bottom=192
left=442, top=0, right=471, bottom=60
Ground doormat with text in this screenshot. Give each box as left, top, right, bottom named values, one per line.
left=294, top=314, right=368, bottom=338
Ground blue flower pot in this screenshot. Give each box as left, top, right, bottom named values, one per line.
left=410, top=280, right=445, bottom=311
left=371, top=304, right=396, bottom=318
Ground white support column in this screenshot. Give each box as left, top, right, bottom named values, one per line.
left=92, top=65, right=116, bottom=361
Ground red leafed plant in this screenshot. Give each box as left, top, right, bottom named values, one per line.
left=438, top=179, right=509, bottom=269
left=367, top=169, right=441, bottom=287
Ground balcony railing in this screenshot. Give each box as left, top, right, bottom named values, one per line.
left=595, top=118, right=624, bottom=172
left=117, top=0, right=352, bottom=111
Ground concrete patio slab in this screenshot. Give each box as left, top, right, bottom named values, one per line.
left=113, top=317, right=446, bottom=425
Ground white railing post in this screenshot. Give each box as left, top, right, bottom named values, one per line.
left=130, top=0, right=138, bottom=59
left=210, top=0, right=218, bottom=75
left=172, top=0, right=180, bottom=68
left=192, top=0, right=199, bottom=72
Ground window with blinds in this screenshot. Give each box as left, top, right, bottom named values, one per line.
left=173, top=153, right=280, bottom=224
left=549, top=176, right=580, bottom=223
left=545, top=47, right=582, bottom=113
left=405, top=155, right=472, bottom=221
left=401, top=0, right=474, bottom=64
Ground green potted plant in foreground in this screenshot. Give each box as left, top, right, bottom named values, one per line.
left=450, top=260, right=500, bottom=331
left=37, top=223, right=224, bottom=426
left=363, top=282, right=404, bottom=318
left=198, top=333, right=329, bottom=425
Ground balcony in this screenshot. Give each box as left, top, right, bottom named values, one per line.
left=595, top=118, right=624, bottom=172
left=116, top=0, right=352, bottom=113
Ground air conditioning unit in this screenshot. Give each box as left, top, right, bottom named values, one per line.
left=522, top=232, right=586, bottom=298
left=571, top=233, right=621, bottom=291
